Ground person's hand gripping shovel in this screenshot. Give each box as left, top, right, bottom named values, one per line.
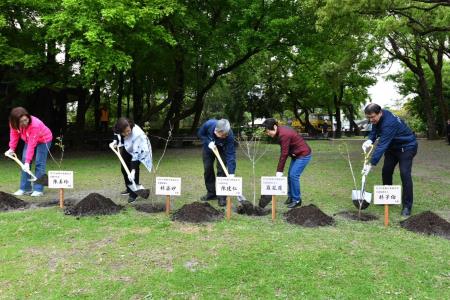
left=208, top=141, right=247, bottom=204
left=109, top=141, right=150, bottom=199
left=4, top=149, right=38, bottom=182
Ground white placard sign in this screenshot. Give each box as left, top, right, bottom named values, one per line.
left=374, top=185, right=401, bottom=205
left=261, top=177, right=288, bottom=196
left=216, top=177, right=242, bottom=196
left=155, top=177, right=181, bottom=196
left=48, top=171, right=74, bottom=189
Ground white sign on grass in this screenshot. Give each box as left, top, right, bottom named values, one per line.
left=261, top=177, right=288, bottom=195
left=216, top=177, right=242, bottom=196
left=155, top=177, right=181, bottom=196
left=374, top=185, right=401, bottom=205
left=48, top=171, right=74, bottom=189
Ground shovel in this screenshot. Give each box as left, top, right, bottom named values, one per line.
left=210, top=145, right=247, bottom=203
left=109, top=143, right=150, bottom=199
left=5, top=152, right=38, bottom=181
left=352, top=144, right=373, bottom=210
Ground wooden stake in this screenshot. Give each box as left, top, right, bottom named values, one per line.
left=271, top=195, right=276, bottom=221
left=226, top=196, right=231, bottom=220
left=59, top=188, right=64, bottom=208
left=165, top=195, right=170, bottom=215
left=384, top=204, right=389, bottom=227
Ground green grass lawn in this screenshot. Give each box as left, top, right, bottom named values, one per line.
left=0, top=140, right=449, bottom=299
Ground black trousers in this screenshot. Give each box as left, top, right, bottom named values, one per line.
left=382, top=146, right=418, bottom=210
left=120, top=147, right=140, bottom=199
left=203, top=147, right=227, bottom=199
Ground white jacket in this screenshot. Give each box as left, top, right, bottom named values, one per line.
left=116, top=125, right=152, bottom=172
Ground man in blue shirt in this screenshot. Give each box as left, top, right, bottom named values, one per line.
left=197, top=119, right=236, bottom=206
left=362, top=103, right=418, bottom=216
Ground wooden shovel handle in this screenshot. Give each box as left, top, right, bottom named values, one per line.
left=211, top=147, right=230, bottom=177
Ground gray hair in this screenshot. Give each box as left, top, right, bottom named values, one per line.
left=215, top=119, right=231, bottom=134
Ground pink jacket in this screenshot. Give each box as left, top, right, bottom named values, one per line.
left=9, top=116, right=53, bottom=163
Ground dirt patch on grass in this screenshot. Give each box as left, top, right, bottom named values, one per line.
left=64, top=193, right=123, bottom=216
left=172, top=202, right=223, bottom=223
left=335, top=210, right=378, bottom=221
left=134, top=202, right=165, bottom=213
left=29, top=198, right=77, bottom=208
left=0, top=191, right=29, bottom=211
left=237, top=201, right=270, bottom=216
left=400, top=211, right=450, bottom=240
left=284, top=204, right=335, bottom=227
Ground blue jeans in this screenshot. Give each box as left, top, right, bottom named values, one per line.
left=20, top=142, right=51, bottom=192
left=288, top=154, right=312, bottom=203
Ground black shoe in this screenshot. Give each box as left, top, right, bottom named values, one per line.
left=401, top=207, right=411, bottom=217
left=128, top=196, right=137, bottom=203
left=284, top=197, right=292, bottom=205
left=201, top=194, right=217, bottom=201
left=218, top=197, right=226, bottom=207
left=121, top=190, right=129, bottom=196
left=287, top=200, right=302, bottom=209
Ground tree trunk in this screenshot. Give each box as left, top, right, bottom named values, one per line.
left=333, top=93, right=342, bottom=138
left=162, top=48, right=184, bottom=135
left=117, top=72, right=124, bottom=118
left=132, top=71, right=143, bottom=124
left=93, top=81, right=101, bottom=130
left=75, top=88, right=88, bottom=146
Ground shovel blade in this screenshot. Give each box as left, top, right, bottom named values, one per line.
left=127, top=184, right=150, bottom=199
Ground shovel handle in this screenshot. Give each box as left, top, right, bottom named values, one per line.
left=109, top=144, right=137, bottom=189
left=211, top=146, right=230, bottom=177
left=5, top=153, right=37, bottom=181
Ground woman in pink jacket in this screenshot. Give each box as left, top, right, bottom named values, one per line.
left=5, top=107, right=53, bottom=196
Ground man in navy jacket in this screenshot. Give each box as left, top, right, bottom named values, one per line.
left=197, top=119, right=236, bottom=206
left=362, top=103, right=418, bottom=216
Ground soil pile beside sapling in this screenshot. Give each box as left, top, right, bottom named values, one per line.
left=172, top=202, right=223, bottom=223
left=64, top=193, right=123, bottom=216
left=400, top=211, right=450, bottom=240
left=237, top=201, right=270, bottom=216
left=335, top=210, right=378, bottom=222
left=285, top=204, right=334, bottom=227
left=0, top=191, right=29, bottom=211
left=134, top=202, right=165, bottom=213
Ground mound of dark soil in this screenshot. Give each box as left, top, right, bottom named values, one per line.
left=258, top=195, right=273, bottom=208
left=134, top=202, right=165, bottom=213
left=400, top=211, right=450, bottom=240
left=237, top=201, right=270, bottom=216
left=64, top=193, right=123, bottom=216
left=0, top=191, right=29, bottom=211
left=172, top=202, right=223, bottom=223
left=284, top=204, right=334, bottom=227
left=335, top=210, right=378, bottom=222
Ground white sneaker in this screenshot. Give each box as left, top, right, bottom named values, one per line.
left=30, top=191, right=44, bottom=197
left=13, top=189, right=25, bottom=196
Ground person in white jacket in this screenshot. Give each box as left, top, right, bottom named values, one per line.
left=110, top=118, right=152, bottom=203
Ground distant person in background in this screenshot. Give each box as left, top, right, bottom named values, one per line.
left=99, top=106, right=109, bottom=133
left=262, top=118, right=312, bottom=209
left=198, top=119, right=236, bottom=207
left=447, top=119, right=450, bottom=145
left=5, top=107, right=53, bottom=197
left=322, top=122, right=329, bottom=137
left=110, top=118, right=152, bottom=203
left=361, top=103, right=418, bottom=216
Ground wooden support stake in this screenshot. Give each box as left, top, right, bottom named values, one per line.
left=226, top=196, right=232, bottom=220
left=384, top=204, right=389, bottom=227
left=272, top=195, right=276, bottom=221
left=165, top=195, right=170, bottom=215
left=59, top=188, right=64, bottom=208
